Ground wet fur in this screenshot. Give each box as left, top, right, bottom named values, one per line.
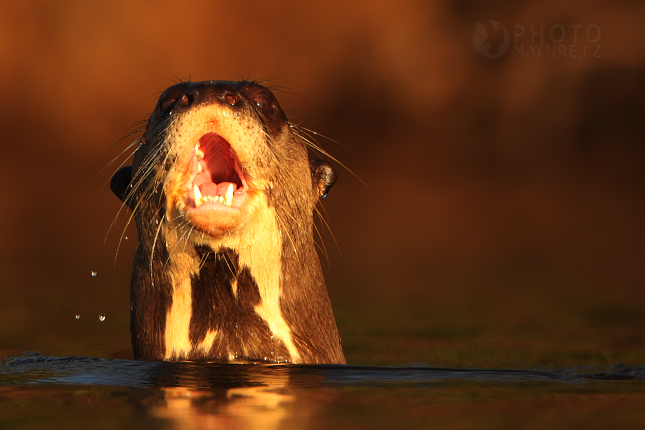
left=111, top=80, right=345, bottom=364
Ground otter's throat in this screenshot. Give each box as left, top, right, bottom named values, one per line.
left=162, top=205, right=300, bottom=362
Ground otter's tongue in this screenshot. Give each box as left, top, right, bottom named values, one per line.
left=199, top=182, right=238, bottom=197
left=191, top=133, right=244, bottom=206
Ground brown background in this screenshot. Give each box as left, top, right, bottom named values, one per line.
left=0, top=0, right=644, bottom=367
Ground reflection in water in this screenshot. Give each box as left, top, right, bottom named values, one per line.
left=1, top=352, right=645, bottom=429
left=0, top=353, right=327, bottom=429
left=144, top=369, right=302, bottom=430
left=152, top=385, right=297, bottom=430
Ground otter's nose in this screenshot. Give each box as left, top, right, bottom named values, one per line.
left=176, top=92, right=194, bottom=108
left=178, top=82, right=245, bottom=110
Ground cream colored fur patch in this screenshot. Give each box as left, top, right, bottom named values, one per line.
left=160, top=102, right=300, bottom=362
left=236, top=204, right=301, bottom=363
left=163, top=248, right=198, bottom=360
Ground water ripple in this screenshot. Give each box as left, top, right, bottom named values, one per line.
left=1, top=351, right=643, bottom=389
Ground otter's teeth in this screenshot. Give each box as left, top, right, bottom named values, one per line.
left=195, top=143, right=204, bottom=159
left=197, top=163, right=202, bottom=173
left=224, top=183, right=234, bottom=207
left=194, top=185, right=203, bottom=207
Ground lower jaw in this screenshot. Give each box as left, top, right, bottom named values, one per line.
left=183, top=205, right=244, bottom=238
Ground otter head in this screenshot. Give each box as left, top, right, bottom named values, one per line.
left=111, top=81, right=345, bottom=364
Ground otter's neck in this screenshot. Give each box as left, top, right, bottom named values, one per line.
left=130, top=200, right=345, bottom=363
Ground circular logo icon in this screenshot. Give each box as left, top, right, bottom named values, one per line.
left=473, top=21, right=510, bottom=59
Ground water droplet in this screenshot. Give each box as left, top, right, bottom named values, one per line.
left=125, top=236, right=129, bottom=240
left=91, top=271, right=97, bottom=277
left=99, top=313, right=106, bottom=322
left=75, top=314, right=80, bottom=320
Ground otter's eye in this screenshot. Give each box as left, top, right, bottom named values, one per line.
left=161, top=98, right=176, bottom=114
left=255, top=95, right=272, bottom=112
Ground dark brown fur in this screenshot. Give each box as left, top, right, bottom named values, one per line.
left=111, top=80, right=346, bottom=363
left=188, top=246, right=291, bottom=362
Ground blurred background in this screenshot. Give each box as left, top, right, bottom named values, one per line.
left=0, top=0, right=643, bottom=368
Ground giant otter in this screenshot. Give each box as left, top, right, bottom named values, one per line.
left=111, top=80, right=346, bottom=364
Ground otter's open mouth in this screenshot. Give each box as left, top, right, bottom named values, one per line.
left=185, top=133, right=247, bottom=213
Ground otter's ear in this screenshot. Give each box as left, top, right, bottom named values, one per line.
left=110, top=166, right=134, bottom=209
left=309, top=159, right=337, bottom=200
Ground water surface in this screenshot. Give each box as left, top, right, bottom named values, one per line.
left=2, top=352, right=645, bottom=429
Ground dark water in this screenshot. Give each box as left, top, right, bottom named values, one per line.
left=2, top=352, right=645, bottom=429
